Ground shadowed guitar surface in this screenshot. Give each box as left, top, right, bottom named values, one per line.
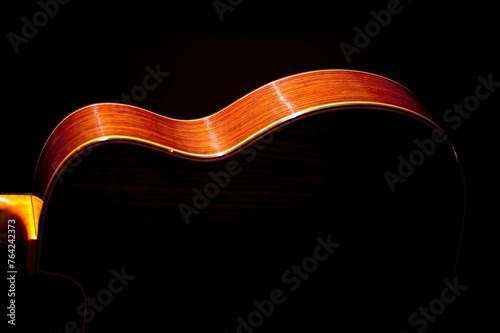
left=2, top=70, right=464, bottom=333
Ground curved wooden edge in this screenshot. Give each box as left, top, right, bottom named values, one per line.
left=28, top=68, right=466, bottom=275
left=32, top=69, right=439, bottom=201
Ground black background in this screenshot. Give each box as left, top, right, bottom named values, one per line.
left=2, top=0, right=499, bottom=331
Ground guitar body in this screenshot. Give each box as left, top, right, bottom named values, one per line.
left=5, top=71, right=464, bottom=332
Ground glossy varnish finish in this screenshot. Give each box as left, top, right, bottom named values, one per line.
left=33, top=70, right=437, bottom=202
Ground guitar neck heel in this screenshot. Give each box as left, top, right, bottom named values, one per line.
left=0, top=194, right=43, bottom=273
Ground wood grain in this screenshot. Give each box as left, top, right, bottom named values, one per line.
left=33, top=69, right=439, bottom=203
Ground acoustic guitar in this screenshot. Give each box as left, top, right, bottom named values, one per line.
left=1, top=69, right=465, bottom=332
